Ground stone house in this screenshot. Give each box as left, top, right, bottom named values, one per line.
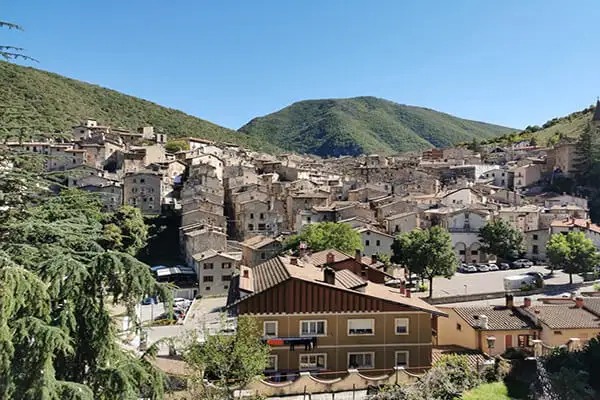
left=498, top=205, right=541, bottom=232
left=550, top=218, right=600, bottom=249
left=286, top=192, right=329, bottom=230
left=356, top=227, right=395, bottom=257
left=241, top=235, right=283, bottom=267
left=192, top=250, right=241, bottom=296
left=523, top=229, right=550, bottom=262
left=234, top=199, right=282, bottom=240
left=122, top=172, right=165, bottom=214
left=512, top=164, right=542, bottom=190
left=384, top=212, right=419, bottom=235
left=180, top=225, right=227, bottom=267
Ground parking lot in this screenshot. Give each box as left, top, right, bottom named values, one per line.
left=416, top=265, right=584, bottom=298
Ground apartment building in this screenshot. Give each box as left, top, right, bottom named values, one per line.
left=193, top=250, right=241, bottom=296
left=228, top=255, right=446, bottom=376
left=122, top=172, right=164, bottom=214
left=241, top=235, right=283, bottom=267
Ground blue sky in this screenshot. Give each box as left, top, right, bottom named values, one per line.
left=4, top=1, right=599, bottom=130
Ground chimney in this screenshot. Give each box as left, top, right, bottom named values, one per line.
left=575, top=296, right=584, bottom=308
left=506, top=294, right=514, bottom=308
left=371, top=255, right=377, bottom=265
left=405, top=289, right=411, bottom=298
left=479, top=315, right=489, bottom=329
left=326, top=252, right=335, bottom=265
left=586, top=221, right=591, bottom=228
left=524, top=297, right=532, bottom=308
left=290, top=257, right=298, bottom=266
left=298, top=241, right=308, bottom=258
left=355, top=248, right=362, bottom=263
left=242, top=269, right=249, bottom=278
left=323, top=267, right=336, bottom=285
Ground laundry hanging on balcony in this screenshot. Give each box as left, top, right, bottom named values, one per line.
left=263, top=337, right=318, bottom=351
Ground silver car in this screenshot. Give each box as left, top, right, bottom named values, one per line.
left=488, top=264, right=499, bottom=271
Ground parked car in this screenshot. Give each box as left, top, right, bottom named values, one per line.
left=514, top=258, right=533, bottom=268
left=465, top=265, right=478, bottom=273
left=458, top=263, right=469, bottom=273
left=141, top=297, right=158, bottom=305
left=477, top=264, right=490, bottom=272
left=499, top=263, right=511, bottom=270
left=488, top=264, right=499, bottom=271
left=173, top=297, right=192, bottom=309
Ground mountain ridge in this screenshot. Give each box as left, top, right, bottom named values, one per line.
left=238, top=96, right=516, bottom=157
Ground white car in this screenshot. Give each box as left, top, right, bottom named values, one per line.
left=173, top=298, right=192, bottom=309
left=488, top=264, right=499, bottom=271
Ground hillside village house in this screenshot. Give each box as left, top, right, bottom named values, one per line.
left=228, top=255, right=446, bottom=376
left=306, top=249, right=390, bottom=283
left=384, top=211, right=419, bottom=235
left=523, top=229, right=550, bottom=262
left=356, top=227, right=394, bottom=257
left=241, top=235, right=283, bottom=267
left=512, top=164, right=542, bottom=190
left=550, top=218, right=600, bottom=249
left=193, top=250, right=241, bottom=296
left=123, top=172, right=165, bottom=214
left=181, top=225, right=228, bottom=267
left=498, top=205, right=541, bottom=232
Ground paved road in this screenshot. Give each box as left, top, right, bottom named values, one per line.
left=415, top=266, right=583, bottom=298
left=267, top=391, right=368, bottom=400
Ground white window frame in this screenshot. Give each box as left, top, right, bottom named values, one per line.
left=299, top=353, right=327, bottom=370
left=347, top=352, right=375, bottom=369
left=395, top=351, right=410, bottom=367
left=395, top=318, right=410, bottom=335
left=263, top=321, right=278, bottom=338
left=300, top=320, right=327, bottom=337
left=266, top=355, right=278, bottom=371
left=347, top=318, right=375, bottom=336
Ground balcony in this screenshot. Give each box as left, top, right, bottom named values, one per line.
left=263, top=336, right=318, bottom=351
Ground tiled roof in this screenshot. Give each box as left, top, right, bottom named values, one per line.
left=237, top=255, right=445, bottom=316
left=583, top=298, right=600, bottom=317
left=241, top=235, right=279, bottom=249
left=528, top=305, right=600, bottom=329
left=192, top=249, right=241, bottom=262
left=432, top=346, right=492, bottom=370
left=550, top=218, right=600, bottom=234
left=335, top=269, right=366, bottom=289
left=454, top=306, right=538, bottom=330
left=308, top=249, right=351, bottom=266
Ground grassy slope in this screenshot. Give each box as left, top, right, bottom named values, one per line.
left=0, top=61, right=279, bottom=152
left=238, top=96, right=516, bottom=157
left=462, top=382, right=511, bottom=400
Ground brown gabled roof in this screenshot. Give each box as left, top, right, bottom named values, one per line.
left=432, top=346, right=492, bottom=370
left=527, top=304, right=600, bottom=329
left=308, top=249, right=351, bottom=266
left=583, top=298, right=600, bottom=317
left=237, top=256, right=445, bottom=316
left=453, top=306, right=538, bottom=330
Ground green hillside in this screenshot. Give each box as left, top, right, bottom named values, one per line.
left=0, top=61, right=279, bottom=152
left=238, top=96, right=516, bottom=157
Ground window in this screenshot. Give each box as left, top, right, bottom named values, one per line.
left=133, top=178, right=137, bottom=183
left=533, top=234, right=539, bottom=241
left=348, top=319, right=374, bottom=335
left=554, top=331, right=562, bottom=335
left=299, top=354, right=326, bottom=370
left=248, top=224, right=254, bottom=231
left=263, top=321, right=278, bottom=337
left=532, top=245, right=539, bottom=255
left=471, top=250, right=478, bottom=255
left=300, top=320, right=326, bottom=336
left=205, top=286, right=211, bottom=291
left=348, top=352, right=374, bottom=369
left=222, top=262, right=232, bottom=269
left=203, top=276, right=213, bottom=282
left=140, top=178, right=145, bottom=184
left=250, top=213, right=254, bottom=219
left=376, top=240, right=381, bottom=246
left=365, top=240, right=370, bottom=246
left=459, top=250, right=466, bottom=255
left=203, top=263, right=214, bottom=270
left=456, top=323, right=462, bottom=331
left=222, top=275, right=231, bottom=282
left=395, top=318, right=409, bottom=335
left=260, top=213, right=265, bottom=220
left=518, top=334, right=535, bottom=347
left=258, top=223, right=266, bottom=230
left=260, top=252, right=266, bottom=260
left=395, top=351, right=409, bottom=367
left=266, top=355, right=277, bottom=371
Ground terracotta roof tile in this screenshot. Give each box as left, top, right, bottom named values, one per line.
left=454, top=306, right=538, bottom=330
left=241, top=235, right=279, bottom=250
left=308, top=249, right=351, bottom=266
left=432, top=346, right=492, bottom=370
left=583, top=298, right=600, bottom=317
left=527, top=304, right=600, bottom=329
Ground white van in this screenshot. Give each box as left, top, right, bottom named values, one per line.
left=504, top=275, right=537, bottom=291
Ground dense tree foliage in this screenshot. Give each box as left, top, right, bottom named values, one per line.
left=0, top=155, right=171, bottom=398
left=183, top=316, right=269, bottom=400
left=164, top=140, right=190, bottom=153
left=285, top=222, right=362, bottom=254
left=547, top=232, right=598, bottom=284
left=479, top=219, right=524, bottom=261
left=100, top=205, right=148, bottom=255
left=392, top=227, right=457, bottom=297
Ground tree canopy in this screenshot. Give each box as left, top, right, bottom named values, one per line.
left=479, top=219, right=524, bottom=261
left=183, top=316, right=269, bottom=400
left=284, top=222, right=362, bottom=254
left=164, top=140, right=190, bottom=153
left=547, top=232, right=598, bottom=284
left=0, top=171, right=171, bottom=398
left=392, top=226, right=457, bottom=297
